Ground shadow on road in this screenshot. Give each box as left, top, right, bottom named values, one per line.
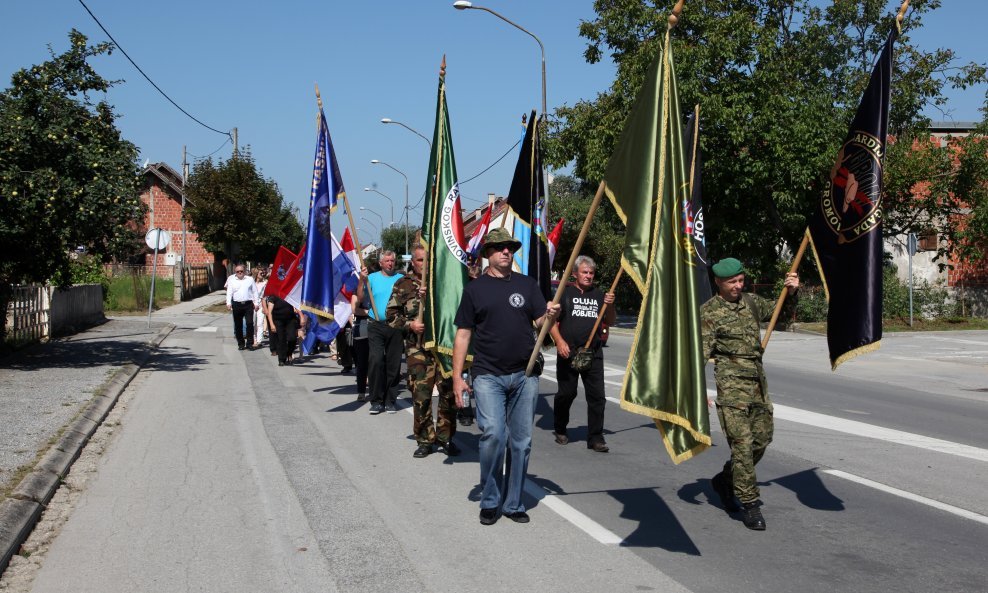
left=768, top=468, right=845, bottom=511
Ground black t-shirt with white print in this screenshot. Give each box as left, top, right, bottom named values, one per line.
left=558, top=283, right=606, bottom=352
left=454, top=272, right=547, bottom=377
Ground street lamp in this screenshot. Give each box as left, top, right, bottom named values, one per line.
left=453, top=1, right=546, bottom=124
left=360, top=217, right=379, bottom=235
left=381, top=118, right=432, bottom=150
left=370, top=159, right=409, bottom=257
left=360, top=207, right=384, bottom=231
left=362, top=187, right=395, bottom=224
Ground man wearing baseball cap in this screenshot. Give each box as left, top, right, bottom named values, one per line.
left=702, top=257, right=798, bottom=531
left=452, top=228, right=560, bottom=526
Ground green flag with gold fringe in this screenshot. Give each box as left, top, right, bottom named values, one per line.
left=421, top=56, right=471, bottom=376
left=602, top=27, right=710, bottom=464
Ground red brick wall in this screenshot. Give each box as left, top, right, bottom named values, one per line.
left=140, top=181, right=214, bottom=270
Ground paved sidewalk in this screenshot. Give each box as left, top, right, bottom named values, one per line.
left=0, top=291, right=225, bottom=572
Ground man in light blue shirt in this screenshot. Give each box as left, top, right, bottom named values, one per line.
left=359, top=250, right=404, bottom=414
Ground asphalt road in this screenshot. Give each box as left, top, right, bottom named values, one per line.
left=22, top=311, right=988, bottom=593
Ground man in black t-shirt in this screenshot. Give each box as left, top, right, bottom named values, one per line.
left=549, top=255, right=616, bottom=452
left=452, top=228, right=559, bottom=526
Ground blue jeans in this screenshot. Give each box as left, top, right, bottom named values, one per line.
left=473, top=371, right=539, bottom=514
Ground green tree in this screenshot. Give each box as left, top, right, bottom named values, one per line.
left=547, top=0, right=988, bottom=279
left=0, top=30, right=144, bottom=339
left=185, top=150, right=303, bottom=263
left=379, top=223, right=419, bottom=257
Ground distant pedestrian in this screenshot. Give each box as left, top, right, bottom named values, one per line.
left=226, top=264, right=260, bottom=350
left=254, top=267, right=269, bottom=346
left=549, top=255, right=615, bottom=452
left=452, top=228, right=560, bottom=525
left=702, top=257, right=798, bottom=531
left=351, top=289, right=371, bottom=401
left=265, top=294, right=302, bottom=366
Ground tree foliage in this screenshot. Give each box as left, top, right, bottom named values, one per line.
left=185, top=150, right=303, bottom=263
left=547, top=0, right=988, bottom=278
left=0, top=30, right=144, bottom=337
left=379, top=223, right=419, bottom=257
left=548, top=175, right=638, bottom=310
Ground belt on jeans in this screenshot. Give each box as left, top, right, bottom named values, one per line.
left=234, top=300, right=253, bottom=304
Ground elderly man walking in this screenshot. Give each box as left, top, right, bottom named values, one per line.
left=452, top=228, right=560, bottom=526
left=226, top=264, right=260, bottom=350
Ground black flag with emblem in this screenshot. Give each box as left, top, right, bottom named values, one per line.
left=807, top=27, right=897, bottom=370
left=683, top=105, right=712, bottom=306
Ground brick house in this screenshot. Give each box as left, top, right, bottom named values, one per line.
left=887, top=122, right=988, bottom=315
left=139, top=163, right=216, bottom=279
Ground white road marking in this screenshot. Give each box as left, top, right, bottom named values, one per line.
left=774, top=403, right=988, bottom=463
left=823, top=469, right=988, bottom=527
left=524, top=481, right=624, bottom=545
left=194, top=327, right=219, bottom=332
left=702, top=387, right=988, bottom=463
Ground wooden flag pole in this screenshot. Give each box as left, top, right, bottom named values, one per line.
left=580, top=268, right=624, bottom=351
left=525, top=180, right=607, bottom=376
left=896, top=0, right=910, bottom=33
left=315, top=83, right=380, bottom=321
left=761, top=232, right=809, bottom=350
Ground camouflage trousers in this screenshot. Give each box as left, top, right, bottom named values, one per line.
left=716, top=398, right=774, bottom=504
left=407, top=349, right=457, bottom=446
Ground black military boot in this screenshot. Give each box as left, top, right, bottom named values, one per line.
left=712, top=471, right=740, bottom=512
left=741, top=501, right=766, bottom=531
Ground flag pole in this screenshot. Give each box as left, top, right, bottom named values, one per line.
left=315, top=83, right=380, bottom=321
left=579, top=268, right=624, bottom=351
left=761, top=232, right=809, bottom=349
left=525, top=180, right=606, bottom=376
left=896, top=0, right=910, bottom=33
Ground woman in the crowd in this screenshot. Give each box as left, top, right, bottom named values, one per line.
left=265, top=293, right=303, bottom=366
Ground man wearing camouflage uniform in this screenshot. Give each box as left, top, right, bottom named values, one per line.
left=387, top=245, right=460, bottom=459
left=701, top=257, right=798, bottom=531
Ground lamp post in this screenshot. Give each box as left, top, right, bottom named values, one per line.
left=381, top=118, right=432, bottom=150
left=362, top=187, right=395, bottom=224
left=370, top=159, right=409, bottom=257
left=453, top=1, right=546, bottom=123
left=360, top=207, right=384, bottom=233
left=360, top=217, right=380, bottom=241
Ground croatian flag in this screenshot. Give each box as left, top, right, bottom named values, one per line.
left=466, top=202, right=493, bottom=262
left=282, top=246, right=307, bottom=306
left=547, top=218, right=564, bottom=267
left=266, top=246, right=297, bottom=300
left=301, top=230, right=360, bottom=354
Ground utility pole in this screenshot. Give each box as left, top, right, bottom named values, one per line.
left=182, top=145, right=188, bottom=298
left=232, top=127, right=238, bottom=156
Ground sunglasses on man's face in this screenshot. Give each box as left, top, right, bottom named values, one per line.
left=236, top=270, right=245, bottom=274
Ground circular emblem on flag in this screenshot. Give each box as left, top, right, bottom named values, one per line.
left=820, top=132, right=884, bottom=244
left=509, top=293, right=525, bottom=308
left=441, top=183, right=470, bottom=266
left=276, top=264, right=287, bottom=281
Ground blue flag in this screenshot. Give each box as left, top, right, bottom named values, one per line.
left=300, top=109, right=345, bottom=318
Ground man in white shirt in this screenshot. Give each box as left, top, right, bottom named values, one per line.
left=226, top=265, right=260, bottom=350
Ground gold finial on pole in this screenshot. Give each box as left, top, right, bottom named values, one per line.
left=440, top=54, right=446, bottom=78
left=314, top=83, right=323, bottom=110
left=896, top=0, right=910, bottom=33
left=668, top=0, right=685, bottom=28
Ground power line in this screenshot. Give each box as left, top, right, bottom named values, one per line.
left=459, top=138, right=522, bottom=185
left=187, top=137, right=232, bottom=161
left=77, top=0, right=232, bottom=139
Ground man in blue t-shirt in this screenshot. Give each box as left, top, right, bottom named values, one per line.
left=452, top=228, right=560, bottom=526
left=360, top=250, right=404, bottom=414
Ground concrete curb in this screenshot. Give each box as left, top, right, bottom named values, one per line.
left=0, top=323, right=175, bottom=574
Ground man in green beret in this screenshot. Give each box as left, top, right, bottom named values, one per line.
left=701, top=257, right=798, bottom=531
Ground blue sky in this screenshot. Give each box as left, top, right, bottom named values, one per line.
left=2, top=1, right=984, bottom=246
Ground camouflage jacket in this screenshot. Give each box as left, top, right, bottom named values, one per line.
left=386, top=275, right=422, bottom=350
left=701, top=293, right=774, bottom=386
